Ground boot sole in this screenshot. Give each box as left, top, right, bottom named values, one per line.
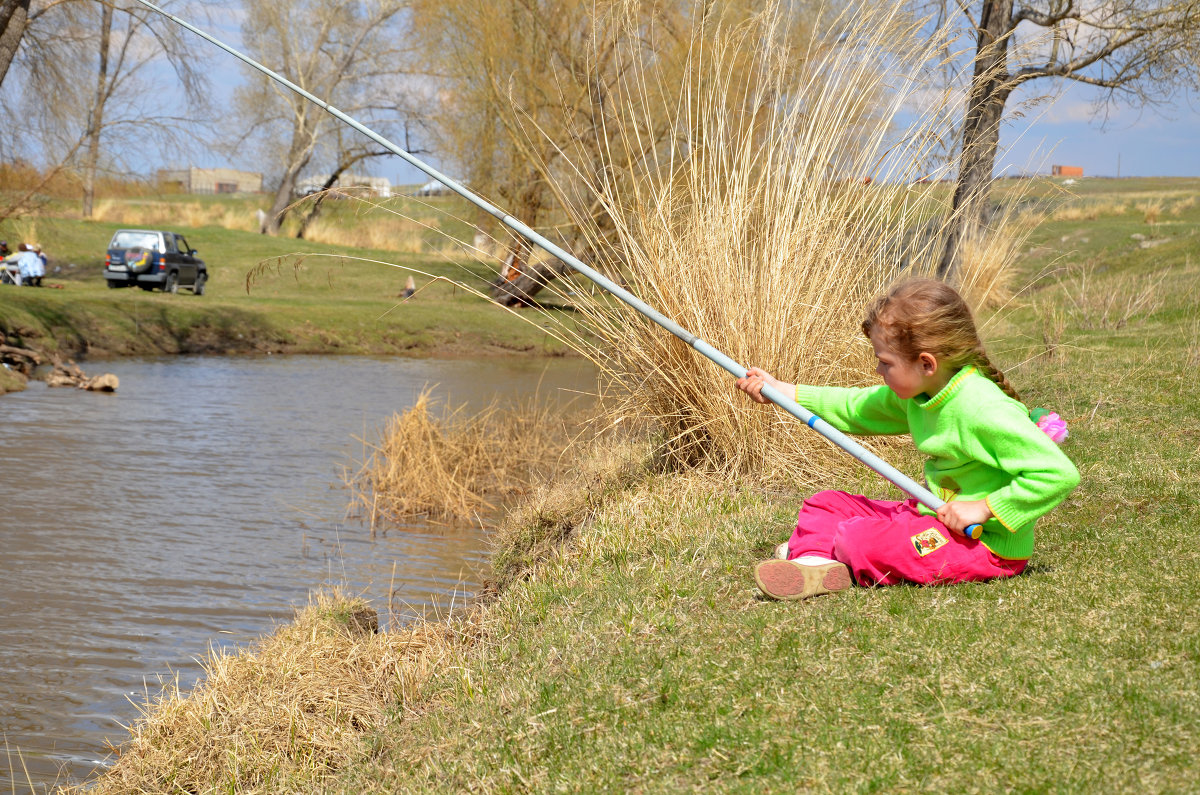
left=754, top=559, right=851, bottom=601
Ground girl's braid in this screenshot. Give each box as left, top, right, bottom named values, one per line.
left=971, top=346, right=1021, bottom=402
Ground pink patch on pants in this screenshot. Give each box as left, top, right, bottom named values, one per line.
left=785, top=490, right=1026, bottom=586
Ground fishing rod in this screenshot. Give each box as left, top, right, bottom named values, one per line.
left=134, top=0, right=982, bottom=541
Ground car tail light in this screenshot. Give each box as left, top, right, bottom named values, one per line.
left=158, top=257, right=166, bottom=272
left=105, top=254, right=110, bottom=268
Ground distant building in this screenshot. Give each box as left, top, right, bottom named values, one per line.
left=157, top=167, right=263, bottom=194
left=1052, top=165, right=1084, bottom=177
left=296, top=174, right=392, bottom=198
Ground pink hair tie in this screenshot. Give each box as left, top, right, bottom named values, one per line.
left=1029, top=408, right=1068, bottom=443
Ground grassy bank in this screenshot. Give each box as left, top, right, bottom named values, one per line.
left=339, top=185, right=1199, bottom=792
left=0, top=196, right=576, bottom=364
left=72, top=178, right=1200, bottom=792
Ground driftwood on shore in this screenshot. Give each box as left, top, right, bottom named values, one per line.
left=0, top=335, right=118, bottom=392
left=0, top=343, right=42, bottom=373
left=45, top=359, right=119, bottom=392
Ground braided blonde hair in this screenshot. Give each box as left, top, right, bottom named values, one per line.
left=861, top=278, right=1021, bottom=402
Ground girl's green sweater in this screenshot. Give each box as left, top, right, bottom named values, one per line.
left=794, top=366, right=1080, bottom=560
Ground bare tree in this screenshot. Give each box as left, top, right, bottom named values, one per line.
left=940, top=0, right=1200, bottom=275
left=2, top=0, right=209, bottom=217
left=0, top=0, right=30, bottom=85
left=81, top=0, right=114, bottom=219
left=235, top=0, right=408, bottom=236
left=0, top=0, right=81, bottom=86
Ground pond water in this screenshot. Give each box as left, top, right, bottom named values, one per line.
left=0, top=354, right=595, bottom=792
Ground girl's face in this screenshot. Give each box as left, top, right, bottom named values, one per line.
left=870, top=329, right=940, bottom=400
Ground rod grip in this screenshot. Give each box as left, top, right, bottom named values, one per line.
left=964, top=523, right=982, bottom=540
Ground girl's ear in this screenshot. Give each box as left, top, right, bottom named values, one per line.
left=918, top=351, right=938, bottom=375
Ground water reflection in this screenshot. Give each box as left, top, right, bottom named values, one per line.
left=0, top=354, right=594, bottom=792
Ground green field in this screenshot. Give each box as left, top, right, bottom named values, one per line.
left=46, top=177, right=1200, bottom=792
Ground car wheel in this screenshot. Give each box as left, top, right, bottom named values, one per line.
left=106, top=280, right=122, bottom=289
left=164, top=271, right=179, bottom=294
left=193, top=272, right=207, bottom=296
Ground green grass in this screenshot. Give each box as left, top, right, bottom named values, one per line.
left=326, top=178, right=1200, bottom=793
left=0, top=199, right=575, bottom=359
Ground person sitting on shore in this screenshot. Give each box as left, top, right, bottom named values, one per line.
left=34, top=245, right=48, bottom=282
left=17, top=244, right=43, bottom=287
left=735, top=277, right=1080, bottom=601
left=0, top=246, right=17, bottom=285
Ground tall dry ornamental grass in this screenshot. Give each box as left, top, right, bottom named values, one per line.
left=524, top=1, right=1031, bottom=487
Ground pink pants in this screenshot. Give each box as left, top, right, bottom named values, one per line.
left=786, top=490, right=1027, bottom=586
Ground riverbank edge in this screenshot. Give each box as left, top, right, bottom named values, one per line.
left=0, top=298, right=577, bottom=397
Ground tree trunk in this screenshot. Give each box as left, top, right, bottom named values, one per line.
left=491, top=239, right=558, bottom=307
left=492, top=251, right=573, bottom=307
left=262, top=127, right=316, bottom=236
left=81, top=2, right=113, bottom=220
left=0, top=0, right=30, bottom=87
left=939, top=0, right=1015, bottom=279
left=294, top=171, right=339, bottom=240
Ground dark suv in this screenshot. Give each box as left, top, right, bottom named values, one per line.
left=104, top=229, right=207, bottom=294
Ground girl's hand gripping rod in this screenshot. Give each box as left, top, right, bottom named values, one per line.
left=134, top=0, right=983, bottom=541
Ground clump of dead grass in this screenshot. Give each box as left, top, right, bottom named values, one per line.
left=955, top=207, right=1039, bottom=310
left=1139, top=199, right=1164, bottom=226
left=5, top=217, right=39, bottom=248
left=1051, top=199, right=1127, bottom=221
left=71, top=591, right=464, bottom=794
left=528, top=3, right=1028, bottom=488
left=1170, top=195, right=1196, bottom=215
left=345, top=389, right=591, bottom=528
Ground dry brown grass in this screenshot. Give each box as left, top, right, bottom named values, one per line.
left=302, top=211, right=428, bottom=253
left=5, top=217, right=41, bottom=248
left=955, top=207, right=1039, bottom=310
left=1171, top=195, right=1197, bottom=216
left=522, top=3, right=1029, bottom=487
left=91, top=199, right=261, bottom=232
left=345, top=389, right=592, bottom=528
left=1060, top=261, right=1166, bottom=330
left=1051, top=200, right=1128, bottom=221
left=69, top=591, right=466, bottom=794
left=1139, top=199, right=1164, bottom=226
left=1034, top=300, right=1068, bottom=364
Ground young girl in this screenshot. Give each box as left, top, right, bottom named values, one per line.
left=735, top=278, right=1079, bottom=600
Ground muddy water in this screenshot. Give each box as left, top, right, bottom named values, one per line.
left=0, top=354, right=595, bottom=792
